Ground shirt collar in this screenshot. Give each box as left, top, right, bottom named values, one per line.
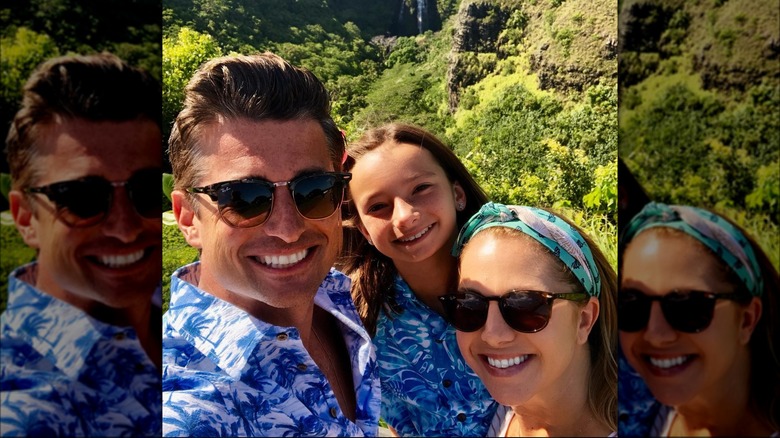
left=166, top=262, right=369, bottom=379
left=4, top=263, right=140, bottom=378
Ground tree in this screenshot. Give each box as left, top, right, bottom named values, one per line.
left=0, top=27, right=60, bottom=130
left=162, top=27, right=223, bottom=141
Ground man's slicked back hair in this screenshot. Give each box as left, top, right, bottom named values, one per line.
left=5, top=52, right=161, bottom=189
left=168, top=52, right=345, bottom=192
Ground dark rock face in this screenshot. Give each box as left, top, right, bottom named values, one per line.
left=618, top=0, right=779, bottom=92
left=452, top=1, right=509, bottom=53
left=532, top=56, right=611, bottom=93
left=446, top=0, right=510, bottom=111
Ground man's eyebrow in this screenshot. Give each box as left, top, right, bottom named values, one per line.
left=242, top=166, right=333, bottom=181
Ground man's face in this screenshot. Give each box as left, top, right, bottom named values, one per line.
left=176, top=118, right=342, bottom=318
left=11, top=118, right=163, bottom=311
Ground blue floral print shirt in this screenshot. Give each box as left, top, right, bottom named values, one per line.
left=0, top=263, right=162, bottom=437
left=617, top=346, right=659, bottom=437
left=376, top=276, right=498, bottom=436
left=162, top=262, right=381, bottom=437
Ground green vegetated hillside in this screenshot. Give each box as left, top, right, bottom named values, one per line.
left=163, top=0, right=620, bottom=269
left=618, top=0, right=779, bottom=269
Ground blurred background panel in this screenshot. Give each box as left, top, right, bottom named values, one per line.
left=617, top=0, right=779, bottom=270
left=0, top=0, right=162, bottom=310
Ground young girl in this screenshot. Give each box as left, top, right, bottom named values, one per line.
left=340, top=123, right=497, bottom=436
left=618, top=202, right=779, bottom=436
left=442, top=202, right=618, bottom=436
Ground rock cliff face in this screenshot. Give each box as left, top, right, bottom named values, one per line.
left=446, top=0, right=510, bottom=111
left=619, top=0, right=779, bottom=92
left=446, top=0, right=617, bottom=112
left=392, top=0, right=445, bottom=36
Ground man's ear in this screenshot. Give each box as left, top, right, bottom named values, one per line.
left=9, top=190, right=40, bottom=248
left=172, top=190, right=202, bottom=249
left=577, top=297, right=600, bottom=345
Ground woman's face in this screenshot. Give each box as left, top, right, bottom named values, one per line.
left=455, top=231, right=598, bottom=407
left=348, top=141, right=465, bottom=266
left=619, top=229, right=758, bottom=407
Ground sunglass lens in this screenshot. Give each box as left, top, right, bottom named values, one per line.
left=618, top=290, right=651, bottom=332
left=217, top=181, right=273, bottom=227
left=128, top=169, right=162, bottom=218
left=293, top=174, right=342, bottom=220
left=502, top=291, right=551, bottom=333
left=448, top=292, right=489, bottom=332
left=618, top=291, right=652, bottom=332
left=662, top=291, right=715, bottom=333
left=50, top=179, right=111, bottom=225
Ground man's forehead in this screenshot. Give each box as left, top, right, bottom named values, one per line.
left=193, top=118, right=333, bottom=184
left=29, top=117, right=161, bottom=183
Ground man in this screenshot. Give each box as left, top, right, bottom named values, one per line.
left=163, top=53, right=380, bottom=436
left=1, top=54, right=163, bottom=436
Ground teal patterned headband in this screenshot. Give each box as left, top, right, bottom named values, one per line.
left=453, top=202, right=602, bottom=297
left=621, top=202, right=764, bottom=297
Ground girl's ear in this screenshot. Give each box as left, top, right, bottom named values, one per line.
left=356, top=222, right=373, bottom=246
left=453, top=181, right=466, bottom=211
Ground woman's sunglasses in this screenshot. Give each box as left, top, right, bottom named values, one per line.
left=25, top=168, right=161, bottom=227
left=189, top=172, right=351, bottom=228
left=439, top=289, right=588, bottom=333
left=618, top=289, right=750, bottom=333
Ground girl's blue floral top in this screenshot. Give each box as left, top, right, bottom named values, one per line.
left=0, top=263, right=162, bottom=437
left=376, top=276, right=497, bottom=436
left=162, top=263, right=381, bottom=437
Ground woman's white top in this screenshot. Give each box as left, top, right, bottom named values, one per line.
left=487, top=404, right=617, bottom=437
left=651, top=405, right=779, bottom=437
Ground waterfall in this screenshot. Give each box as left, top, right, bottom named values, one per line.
left=416, top=0, right=427, bottom=34
left=398, top=0, right=405, bottom=24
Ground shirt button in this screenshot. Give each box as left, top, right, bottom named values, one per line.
left=297, top=363, right=308, bottom=371
left=457, top=413, right=466, bottom=422
left=276, top=333, right=288, bottom=341
left=443, top=379, right=452, bottom=388
left=113, top=332, right=126, bottom=341
left=329, top=407, right=338, bottom=418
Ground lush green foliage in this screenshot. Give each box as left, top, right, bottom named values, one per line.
left=0, top=27, right=59, bottom=124
left=162, top=223, right=199, bottom=313
left=0, top=222, right=36, bottom=312
left=162, top=27, right=223, bottom=141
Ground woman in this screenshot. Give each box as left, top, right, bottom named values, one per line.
left=443, top=202, right=618, bottom=436
left=339, top=123, right=497, bottom=436
left=618, top=202, right=779, bottom=436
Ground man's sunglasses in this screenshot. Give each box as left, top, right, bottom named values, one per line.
left=439, top=289, right=588, bottom=333
left=189, top=172, right=351, bottom=228
left=618, top=289, right=750, bottom=333
left=25, top=168, right=161, bottom=227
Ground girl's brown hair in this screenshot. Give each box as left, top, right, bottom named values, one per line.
left=338, top=123, right=488, bottom=336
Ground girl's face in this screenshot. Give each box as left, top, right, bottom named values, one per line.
left=619, top=229, right=760, bottom=407
left=349, top=142, right=465, bottom=266
left=455, top=231, right=598, bottom=407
